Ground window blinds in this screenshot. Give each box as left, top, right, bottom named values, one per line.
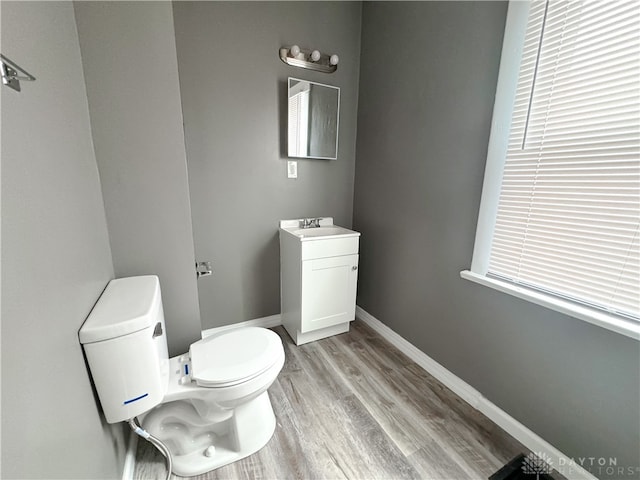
left=488, top=0, right=640, bottom=318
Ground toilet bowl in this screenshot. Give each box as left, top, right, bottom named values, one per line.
left=141, top=328, right=285, bottom=476
left=79, top=275, right=285, bottom=477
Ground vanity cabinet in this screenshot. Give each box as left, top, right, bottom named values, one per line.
left=279, top=219, right=360, bottom=346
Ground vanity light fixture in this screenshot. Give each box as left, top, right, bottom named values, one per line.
left=279, top=45, right=339, bottom=73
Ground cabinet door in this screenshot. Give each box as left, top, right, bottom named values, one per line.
left=301, top=254, right=358, bottom=333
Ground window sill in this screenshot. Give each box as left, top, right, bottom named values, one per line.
left=460, top=270, right=640, bottom=341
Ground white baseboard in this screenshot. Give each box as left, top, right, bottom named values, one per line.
left=121, top=429, right=138, bottom=480
left=201, top=314, right=282, bottom=338
left=356, top=306, right=483, bottom=408
left=355, top=306, right=597, bottom=480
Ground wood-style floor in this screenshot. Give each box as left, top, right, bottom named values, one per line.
left=134, top=320, right=530, bottom=479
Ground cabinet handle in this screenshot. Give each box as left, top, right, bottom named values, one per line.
left=352, top=266, right=358, bottom=271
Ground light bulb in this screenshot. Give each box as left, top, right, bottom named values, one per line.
left=310, top=50, right=321, bottom=62
left=329, top=54, right=339, bottom=66
left=290, top=45, right=300, bottom=57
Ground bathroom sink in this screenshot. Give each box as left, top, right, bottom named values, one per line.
left=292, top=226, right=355, bottom=238
left=279, top=217, right=361, bottom=346
left=279, top=218, right=360, bottom=242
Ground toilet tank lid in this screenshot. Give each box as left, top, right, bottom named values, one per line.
left=79, top=276, right=161, bottom=344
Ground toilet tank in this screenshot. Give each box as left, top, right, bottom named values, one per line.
left=79, top=275, right=169, bottom=423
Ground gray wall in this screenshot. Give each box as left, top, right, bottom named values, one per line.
left=172, top=1, right=362, bottom=329
left=0, top=2, right=125, bottom=478
left=353, top=2, right=640, bottom=476
left=74, top=1, right=201, bottom=356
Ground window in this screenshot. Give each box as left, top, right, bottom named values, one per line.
left=462, top=0, right=640, bottom=339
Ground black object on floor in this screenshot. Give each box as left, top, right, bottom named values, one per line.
left=490, top=453, right=556, bottom=480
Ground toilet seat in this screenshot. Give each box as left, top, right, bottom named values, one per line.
left=189, top=327, right=283, bottom=388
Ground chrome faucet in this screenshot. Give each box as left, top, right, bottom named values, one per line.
left=301, top=217, right=321, bottom=229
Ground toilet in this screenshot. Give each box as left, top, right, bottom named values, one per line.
left=79, top=275, right=285, bottom=477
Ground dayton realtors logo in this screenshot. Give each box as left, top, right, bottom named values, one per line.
left=522, top=452, right=640, bottom=479
left=559, top=456, right=640, bottom=478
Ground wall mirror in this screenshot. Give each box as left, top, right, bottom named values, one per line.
left=288, top=78, right=340, bottom=160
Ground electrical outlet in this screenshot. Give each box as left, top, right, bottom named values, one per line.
left=287, top=161, right=298, bottom=179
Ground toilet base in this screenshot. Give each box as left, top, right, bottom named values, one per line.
left=143, top=391, right=276, bottom=477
